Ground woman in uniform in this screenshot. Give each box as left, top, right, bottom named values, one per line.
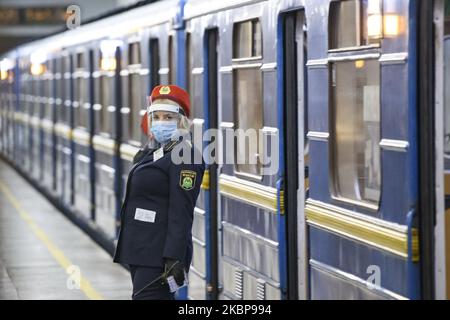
left=113, top=85, right=205, bottom=300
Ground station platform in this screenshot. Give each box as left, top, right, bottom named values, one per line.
left=0, top=160, right=132, bottom=300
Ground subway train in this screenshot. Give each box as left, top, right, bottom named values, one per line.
left=0, top=0, right=449, bottom=300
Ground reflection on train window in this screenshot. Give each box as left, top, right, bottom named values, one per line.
left=128, top=42, right=143, bottom=143
left=330, top=59, right=381, bottom=207
left=329, top=0, right=382, bottom=49
left=233, top=19, right=262, bottom=59
left=168, top=35, right=176, bottom=84
left=149, top=39, right=160, bottom=90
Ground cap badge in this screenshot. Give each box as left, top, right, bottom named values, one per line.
left=159, top=86, right=171, bottom=95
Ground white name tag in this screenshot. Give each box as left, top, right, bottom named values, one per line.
left=153, top=147, right=164, bottom=161
left=134, top=208, right=156, bottom=223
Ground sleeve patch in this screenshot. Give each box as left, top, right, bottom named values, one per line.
left=179, top=170, right=197, bottom=191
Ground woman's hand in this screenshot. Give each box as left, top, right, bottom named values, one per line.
left=164, top=258, right=185, bottom=286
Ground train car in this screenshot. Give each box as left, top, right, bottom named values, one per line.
left=183, top=0, right=449, bottom=300
left=185, top=0, right=291, bottom=300
left=1, top=0, right=450, bottom=300
left=0, top=55, right=14, bottom=159
left=53, top=52, right=73, bottom=205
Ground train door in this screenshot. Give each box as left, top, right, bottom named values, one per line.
left=305, top=0, right=420, bottom=299
left=281, top=9, right=307, bottom=300
left=205, top=28, right=220, bottom=300
left=434, top=0, right=450, bottom=300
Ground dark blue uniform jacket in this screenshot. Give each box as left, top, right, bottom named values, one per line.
left=113, top=139, right=204, bottom=271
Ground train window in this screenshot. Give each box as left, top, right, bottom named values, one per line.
left=329, top=0, right=381, bottom=50
left=330, top=59, right=381, bottom=207
left=128, top=42, right=141, bottom=66
left=56, top=57, right=66, bottom=123
left=186, top=32, right=194, bottom=118
left=445, top=40, right=450, bottom=155
left=100, top=75, right=112, bottom=135
left=31, top=78, right=37, bottom=116
left=233, top=19, right=262, bottom=59
left=149, top=39, right=160, bottom=90
left=169, top=35, right=176, bottom=84
left=232, top=19, right=264, bottom=178
left=444, top=7, right=450, bottom=155
left=75, top=52, right=88, bottom=128
left=62, top=55, right=70, bottom=124
left=186, top=33, right=191, bottom=96
left=76, top=52, right=85, bottom=70
left=35, top=78, right=41, bottom=117
left=233, top=68, right=264, bottom=177
left=44, top=61, right=52, bottom=120
left=128, top=42, right=143, bottom=143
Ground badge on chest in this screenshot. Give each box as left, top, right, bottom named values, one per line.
left=134, top=208, right=156, bottom=223
left=153, top=147, right=164, bottom=161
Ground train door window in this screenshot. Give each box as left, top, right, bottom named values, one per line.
left=129, top=42, right=141, bottom=66
left=186, top=32, right=191, bottom=98
left=75, top=52, right=88, bottom=128
left=232, top=19, right=264, bottom=178
left=55, top=57, right=63, bottom=123
left=233, top=19, right=262, bottom=59
left=44, top=60, right=52, bottom=120
left=329, top=0, right=382, bottom=208
left=100, top=74, right=112, bottom=136
left=62, top=55, right=70, bottom=124
left=186, top=32, right=195, bottom=119
left=445, top=33, right=450, bottom=154
left=168, top=35, right=176, bottom=84
left=93, top=52, right=100, bottom=134
left=149, top=38, right=160, bottom=91
left=128, top=41, right=143, bottom=144
left=31, top=78, right=37, bottom=116
left=329, top=0, right=382, bottom=49
left=35, top=78, right=42, bottom=117
left=330, top=59, right=381, bottom=207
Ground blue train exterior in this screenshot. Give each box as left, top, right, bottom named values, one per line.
left=1, top=0, right=448, bottom=300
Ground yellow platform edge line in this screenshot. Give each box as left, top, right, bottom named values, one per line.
left=0, top=180, right=104, bottom=300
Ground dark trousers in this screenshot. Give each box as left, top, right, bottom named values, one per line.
left=129, top=265, right=174, bottom=300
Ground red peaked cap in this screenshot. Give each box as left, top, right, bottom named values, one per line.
left=141, top=85, right=190, bottom=136
left=150, top=85, right=190, bottom=118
